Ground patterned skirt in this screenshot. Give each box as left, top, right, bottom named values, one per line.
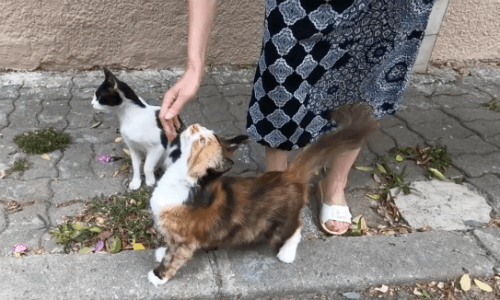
left=246, top=0, right=434, bottom=150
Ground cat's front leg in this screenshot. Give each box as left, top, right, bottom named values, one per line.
left=144, top=147, right=164, bottom=187
left=128, top=147, right=143, bottom=190
left=148, top=243, right=197, bottom=286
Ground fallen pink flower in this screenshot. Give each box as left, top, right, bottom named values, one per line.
left=98, top=154, right=112, bottom=164
left=13, top=244, right=28, bottom=253
left=95, top=239, right=105, bottom=252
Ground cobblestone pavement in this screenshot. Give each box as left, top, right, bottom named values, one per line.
left=0, top=66, right=499, bottom=299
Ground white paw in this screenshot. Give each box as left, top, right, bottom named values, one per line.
left=148, top=270, right=168, bottom=287
left=145, top=176, right=156, bottom=187
left=277, top=247, right=296, bottom=264
left=129, top=179, right=141, bottom=190
left=155, top=247, right=167, bottom=262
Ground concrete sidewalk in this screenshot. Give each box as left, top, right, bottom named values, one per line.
left=1, top=66, right=500, bottom=299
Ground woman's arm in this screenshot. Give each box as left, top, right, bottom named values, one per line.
left=160, top=0, right=217, bottom=140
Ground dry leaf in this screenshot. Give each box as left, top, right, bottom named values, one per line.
left=413, top=288, right=423, bottom=296
left=376, top=163, right=387, bottom=174
left=41, top=153, right=51, bottom=161
left=90, top=122, right=102, bottom=129
left=374, top=285, right=389, bottom=293
left=122, top=148, right=130, bottom=156
left=133, top=243, right=146, bottom=251
left=473, top=279, right=492, bottom=292
left=460, top=274, right=471, bottom=291
left=437, top=282, right=445, bottom=289
left=78, top=247, right=93, bottom=254
left=367, top=194, right=381, bottom=200
left=0, top=170, right=7, bottom=179
left=113, top=170, right=120, bottom=178
left=395, top=154, right=404, bottom=162
left=115, top=137, right=122, bottom=143
left=373, top=173, right=381, bottom=183
left=429, top=168, right=446, bottom=181
left=355, top=166, right=374, bottom=172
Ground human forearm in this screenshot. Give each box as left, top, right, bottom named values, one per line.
left=186, top=0, right=217, bottom=75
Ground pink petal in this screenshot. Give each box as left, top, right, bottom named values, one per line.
left=95, top=239, right=105, bottom=252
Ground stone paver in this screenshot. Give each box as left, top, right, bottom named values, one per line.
left=0, top=179, right=51, bottom=204
left=50, top=178, right=125, bottom=205
left=394, top=180, right=492, bottom=230
left=473, top=229, right=500, bottom=263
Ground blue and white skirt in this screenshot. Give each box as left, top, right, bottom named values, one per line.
left=246, top=0, right=434, bottom=150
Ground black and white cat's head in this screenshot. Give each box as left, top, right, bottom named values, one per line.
left=91, top=67, right=145, bottom=111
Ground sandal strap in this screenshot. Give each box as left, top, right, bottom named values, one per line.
left=320, top=204, right=352, bottom=225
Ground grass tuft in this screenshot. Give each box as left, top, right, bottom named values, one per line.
left=14, top=127, right=70, bottom=154
left=485, top=98, right=500, bottom=112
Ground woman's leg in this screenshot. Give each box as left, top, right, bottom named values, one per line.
left=266, top=146, right=288, bottom=172
left=322, top=147, right=361, bottom=233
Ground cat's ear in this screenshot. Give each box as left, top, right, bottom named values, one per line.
left=220, top=135, right=249, bottom=155
left=103, top=67, right=117, bottom=86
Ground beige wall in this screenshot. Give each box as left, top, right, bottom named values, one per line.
left=0, top=0, right=497, bottom=71
left=0, top=0, right=265, bottom=70
left=431, top=0, right=500, bottom=64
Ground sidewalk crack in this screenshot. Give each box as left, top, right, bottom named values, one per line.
left=207, top=251, right=224, bottom=299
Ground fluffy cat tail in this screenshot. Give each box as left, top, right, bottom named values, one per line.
left=286, top=104, right=380, bottom=184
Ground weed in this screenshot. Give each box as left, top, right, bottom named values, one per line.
left=49, top=188, right=158, bottom=253
left=14, top=128, right=70, bottom=154
left=391, top=145, right=452, bottom=180
left=485, top=98, right=500, bottom=112
left=6, top=158, right=31, bottom=175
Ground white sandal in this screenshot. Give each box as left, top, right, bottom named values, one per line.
left=317, top=181, right=352, bottom=235
left=320, top=203, right=352, bottom=235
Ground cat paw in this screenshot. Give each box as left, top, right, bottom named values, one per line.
left=148, top=270, right=168, bottom=287
left=277, top=247, right=296, bottom=264
left=145, top=177, right=156, bottom=187
left=129, top=179, right=141, bottom=190
left=155, top=247, right=167, bottom=262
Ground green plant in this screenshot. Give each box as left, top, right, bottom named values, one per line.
left=6, top=158, right=31, bottom=174
left=50, top=223, right=102, bottom=253
left=485, top=98, right=500, bottom=112
left=14, top=127, right=70, bottom=154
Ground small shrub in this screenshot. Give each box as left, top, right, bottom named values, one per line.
left=7, top=159, right=31, bottom=174
left=14, top=128, right=70, bottom=154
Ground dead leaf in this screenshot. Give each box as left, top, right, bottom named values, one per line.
left=0, top=170, right=7, bottom=179
left=115, top=137, right=122, bottom=143
left=122, top=148, right=130, bottom=156
left=413, top=288, right=423, bottom=296
left=113, top=170, right=120, bottom=178
left=460, top=274, right=471, bottom=291
left=78, top=247, right=93, bottom=254
left=41, top=153, right=51, bottom=161
left=90, top=122, right=102, bottom=129
left=417, top=225, right=432, bottom=232
left=395, top=154, right=404, bottom=162
left=429, top=168, right=447, bottom=181
left=367, top=194, right=381, bottom=200
left=373, top=173, right=381, bottom=183
left=133, top=243, right=146, bottom=251
left=374, top=285, right=389, bottom=293
left=355, top=166, right=374, bottom=172
left=473, top=279, right=492, bottom=292
left=97, top=230, right=113, bottom=240
left=376, top=163, right=387, bottom=174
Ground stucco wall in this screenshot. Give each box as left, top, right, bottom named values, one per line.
left=431, top=0, right=500, bottom=63
left=0, top=0, right=497, bottom=70
left=0, top=0, right=265, bottom=70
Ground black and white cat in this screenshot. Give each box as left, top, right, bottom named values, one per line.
left=92, top=67, right=181, bottom=190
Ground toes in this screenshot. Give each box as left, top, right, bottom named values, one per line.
left=326, top=220, right=349, bottom=233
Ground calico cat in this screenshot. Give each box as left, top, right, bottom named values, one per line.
left=92, top=67, right=181, bottom=190
left=147, top=104, right=379, bottom=286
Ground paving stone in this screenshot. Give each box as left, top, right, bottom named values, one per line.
left=0, top=203, right=48, bottom=256
left=208, top=121, right=242, bottom=138
left=431, top=135, right=498, bottom=156
left=0, top=204, right=6, bottom=232
left=378, top=115, right=405, bottom=128
left=19, top=87, right=72, bottom=101
left=467, top=174, right=500, bottom=214
left=433, top=82, right=474, bottom=96
left=66, top=101, right=96, bottom=129
left=218, top=83, right=253, bottom=97
left=38, top=100, right=70, bottom=129
left=0, top=102, right=14, bottom=127
left=454, top=153, right=500, bottom=177
left=387, top=160, right=428, bottom=183
left=21, top=72, right=73, bottom=89
left=367, top=131, right=396, bottom=157
left=473, top=229, right=500, bottom=262
left=485, top=134, right=500, bottom=149
left=401, top=86, right=437, bottom=110
left=430, top=94, right=485, bottom=109
left=91, top=143, right=127, bottom=179
left=180, top=99, right=209, bottom=126
left=226, top=95, right=250, bottom=121
left=71, top=87, right=97, bottom=101
left=93, top=111, right=119, bottom=129
left=0, top=85, right=21, bottom=100
left=200, top=96, right=235, bottom=123
left=0, top=179, right=51, bottom=203
left=198, top=85, right=221, bottom=98
left=442, top=106, right=500, bottom=122
left=18, top=150, right=61, bottom=181
left=66, top=128, right=118, bottom=144
left=56, top=144, right=93, bottom=180
left=476, top=83, right=500, bottom=99
left=210, top=67, right=255, bottom=85
left=382, top=124, right=426, bottom=148
left=394, top=180, right=492, bottom=231
left=225, top=143, right=259, bottom=177
left=48, top=202, right=85, bottom=226
left=41, top=232, right=65, bottom=254
left=116, top=70, right=165, bottom=89
left=8, top=100, right=42, bottom=128
left=463, top=119, right=500, bottom=138
left=72, top=71, right=102, bottom=90
left=51, top=178, right=125, bottom=204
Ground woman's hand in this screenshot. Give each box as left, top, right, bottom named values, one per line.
left=159, top=65, right=203, bottom=140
